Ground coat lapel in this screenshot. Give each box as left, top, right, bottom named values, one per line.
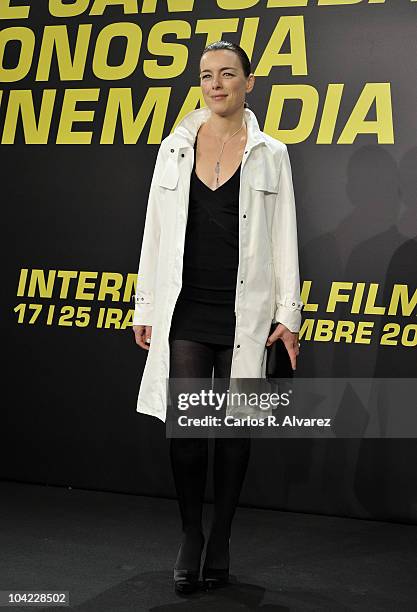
left=160, top=107, right=279, bottom=191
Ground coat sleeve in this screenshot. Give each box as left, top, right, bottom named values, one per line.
left=271, top=144, right=303, bottom=333
left=132, top=145, right=165, bottom=326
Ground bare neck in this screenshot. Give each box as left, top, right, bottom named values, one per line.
left=204, top=108, right=246, bottom=142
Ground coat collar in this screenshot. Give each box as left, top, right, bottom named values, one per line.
left=168, top=106, right=272, bottom=154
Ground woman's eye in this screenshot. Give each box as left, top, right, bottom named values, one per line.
left=201, top=73, right=234, bottom=79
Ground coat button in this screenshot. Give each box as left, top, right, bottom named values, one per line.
left=236, top=344, right=240, bottom=348
left=170, top=148, right=174, bottom=153
left=240, top=280, right=243, bottom=284
left=292, top=302, right=295, bottom=306
left=244, top=151, right=248, bottom=154
left=181, top=153, right=184, bottom=157
left=243, top=214, right=246, bottom=218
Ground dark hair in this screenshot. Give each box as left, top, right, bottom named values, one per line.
left=200, top=41, right=252, bottom=108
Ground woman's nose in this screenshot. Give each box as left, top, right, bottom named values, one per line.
left=212, top=75, right=221, bottom=88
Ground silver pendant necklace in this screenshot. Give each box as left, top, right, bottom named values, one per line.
left=209, top=120, right=246, bottom=189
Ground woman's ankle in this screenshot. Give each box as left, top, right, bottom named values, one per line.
left=204, top=531, right=230, bottom=568
left=174, top=529, right=205, bottom=570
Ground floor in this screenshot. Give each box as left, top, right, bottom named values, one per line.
left=1, top=481, right=416, bottom=611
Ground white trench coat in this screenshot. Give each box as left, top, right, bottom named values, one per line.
left=133, top=106, right=303, bottom=423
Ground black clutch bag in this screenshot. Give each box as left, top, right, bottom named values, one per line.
left=265, top=322, right=295, bottom=379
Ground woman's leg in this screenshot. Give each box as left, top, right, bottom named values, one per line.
left=169, top=339, right=214, bottom=570
left=205, top=345, right=251, bottom=570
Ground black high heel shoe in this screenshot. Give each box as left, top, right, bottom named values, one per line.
left=202, top=536, right=230, bottom=589
left=202, top=566, right=229, bottom=589
left=173, top=568, right=201, bottom=594
left=173, top=533, right=205, bottom=595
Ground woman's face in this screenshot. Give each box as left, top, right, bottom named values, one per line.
left=199, top=49, right=254, bottom=116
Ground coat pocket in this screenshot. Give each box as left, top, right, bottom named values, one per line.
left=156, top=158, right=179, bottom=190
left=249, top=163, right=279, bottom=193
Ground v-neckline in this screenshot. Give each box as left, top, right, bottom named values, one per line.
left=193, top=162, right=241, bottom=192
left=193, top=130, right=242, bottom=192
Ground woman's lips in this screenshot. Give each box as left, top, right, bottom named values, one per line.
left=212, top=95, right=227, bottom=100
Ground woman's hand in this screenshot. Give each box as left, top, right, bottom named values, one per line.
left=266, top=323, right=300, bottom=371
left=133, top=325, right=152, bottom=351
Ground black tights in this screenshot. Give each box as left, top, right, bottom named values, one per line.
left=168, top=339, right=251, bottom=570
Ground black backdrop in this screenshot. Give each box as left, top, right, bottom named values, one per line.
left=2, top=1, right=416, bottom=523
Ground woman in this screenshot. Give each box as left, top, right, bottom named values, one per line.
left=133, top=41, right=303, bottom=594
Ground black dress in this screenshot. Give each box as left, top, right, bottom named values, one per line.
left=169, top=141, right=240, bottom=346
